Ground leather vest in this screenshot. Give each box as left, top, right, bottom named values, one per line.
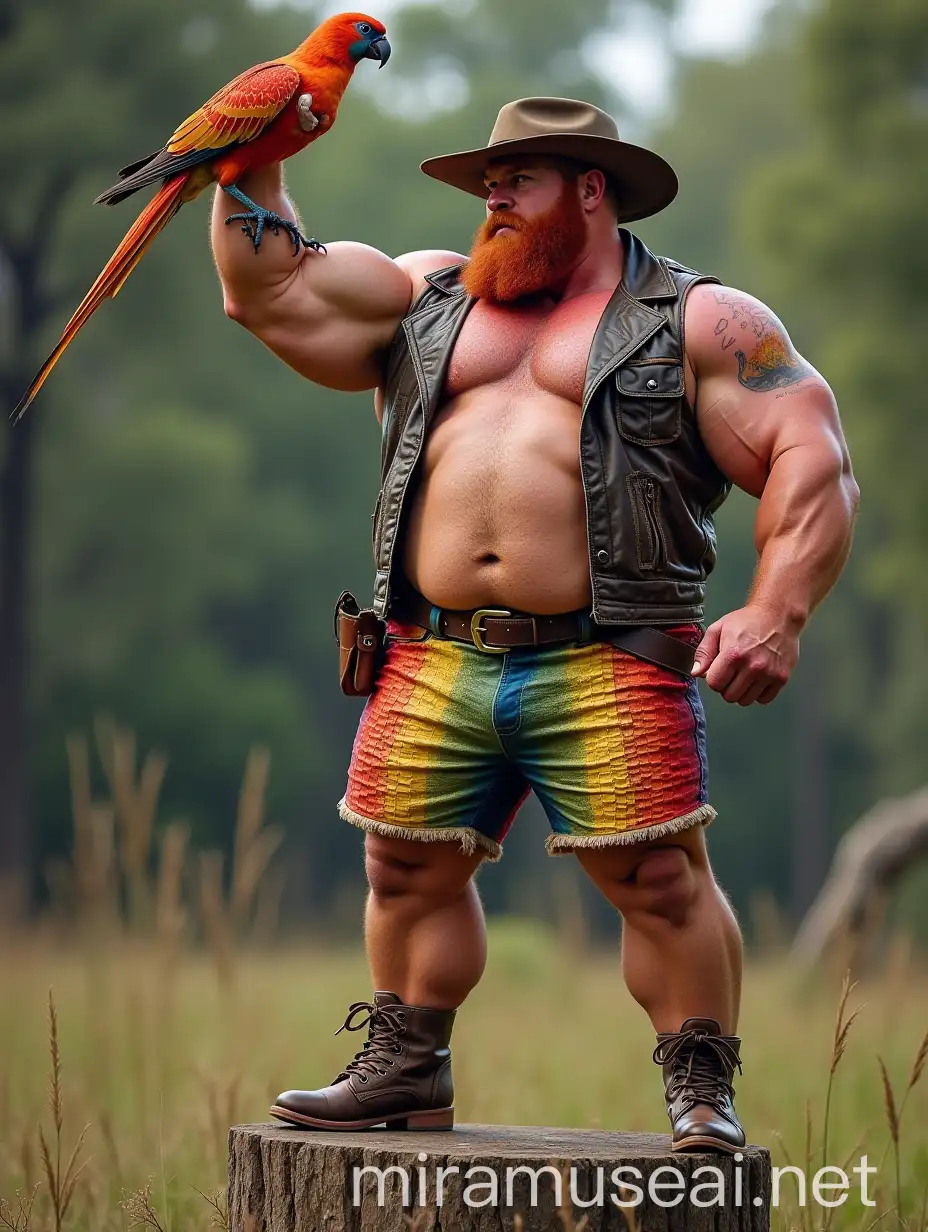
left=371, top=229, right=731, bottom=626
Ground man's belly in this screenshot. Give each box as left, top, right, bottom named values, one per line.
left=400, top=387, right=593, bottom=614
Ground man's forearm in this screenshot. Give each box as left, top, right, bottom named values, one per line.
left=748, top=446, right=860, bottom=630
left=210, top=165, right=305, bottom=303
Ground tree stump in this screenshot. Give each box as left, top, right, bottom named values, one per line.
left=229, top=1122, right=771, bottom=1232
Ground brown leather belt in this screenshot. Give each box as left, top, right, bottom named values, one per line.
left=391, top=591, right=698, bottom=677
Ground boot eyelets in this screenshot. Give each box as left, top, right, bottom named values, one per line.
left=358, top=1075, right=368, bottom=1083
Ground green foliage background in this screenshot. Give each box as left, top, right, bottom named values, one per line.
left=1, top=0, right=925, bottom=928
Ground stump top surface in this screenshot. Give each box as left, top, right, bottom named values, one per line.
left=232, top=1122, right=768, bottom=1161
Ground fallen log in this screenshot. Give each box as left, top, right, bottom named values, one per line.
left=792, top=786, right=928, bottom=968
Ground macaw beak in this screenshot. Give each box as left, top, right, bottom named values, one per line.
left=365, top=35, right=391, bottom=67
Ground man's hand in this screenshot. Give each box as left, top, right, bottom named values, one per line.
left=692, top=605, right=799, bottom=706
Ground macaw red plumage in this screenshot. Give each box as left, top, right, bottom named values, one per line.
left=13, top=11, right=390, bottom=421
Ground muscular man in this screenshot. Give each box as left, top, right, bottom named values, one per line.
left=213, top=98, right=859, bottom=1151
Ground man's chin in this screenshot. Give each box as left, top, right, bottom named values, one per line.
left=465, top=243, right=532, bottom=300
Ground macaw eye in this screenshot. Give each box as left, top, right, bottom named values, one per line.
left=357, top=21, right=372, bottom=34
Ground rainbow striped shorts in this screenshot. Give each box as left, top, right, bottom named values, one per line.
left=338, top=619, right=715, bottom=862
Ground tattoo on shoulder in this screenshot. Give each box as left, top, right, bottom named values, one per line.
left=711, top=289, right=816, bottom=392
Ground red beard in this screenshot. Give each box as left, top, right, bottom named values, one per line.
left=461, top=186, right=588, bottom=304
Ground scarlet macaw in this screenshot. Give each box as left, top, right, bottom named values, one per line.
left=13, top=11, right=390, bottom=421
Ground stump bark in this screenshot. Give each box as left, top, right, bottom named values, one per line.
left=229, top=1122, right=771, bottom=1232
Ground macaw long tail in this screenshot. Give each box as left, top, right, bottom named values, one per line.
left=11, top=173, right=189, bottom=423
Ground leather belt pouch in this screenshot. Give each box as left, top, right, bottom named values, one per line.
left=335, top=590, right=386, bottom=697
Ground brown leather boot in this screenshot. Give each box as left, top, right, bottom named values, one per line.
left=653, top=1017, right=745, bottom=1153
left=269, top=991, right=455, bottom=1131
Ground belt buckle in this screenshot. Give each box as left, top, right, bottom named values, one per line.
left=470, top=608, right=512, bottom=654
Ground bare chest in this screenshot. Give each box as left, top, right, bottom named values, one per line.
left=443, top=291, right=616, bottom=406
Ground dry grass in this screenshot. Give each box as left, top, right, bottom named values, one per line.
left=1, top=724, right=927, bottom=1230
left=1, top=939, right=927, bottom=1231
left=37, top=992, right=89, bottom=1232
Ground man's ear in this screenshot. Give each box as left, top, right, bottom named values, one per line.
left=580, top=168, right=608, bottom=210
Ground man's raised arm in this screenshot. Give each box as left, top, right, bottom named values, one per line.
left=211, top=168, right=458, bottom=393
left=685, top=284, right=861, bottom=706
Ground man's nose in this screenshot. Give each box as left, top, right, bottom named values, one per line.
left=486, top=186, right=513, bottom=212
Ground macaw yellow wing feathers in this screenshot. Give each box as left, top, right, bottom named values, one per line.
left=168, top=62, right=301, bottom=156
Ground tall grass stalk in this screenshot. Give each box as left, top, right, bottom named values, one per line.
left=95, top=719, right=167, bottom=933
left=821, top=972, right=861, bottom=1174
left=873, top=1026, right=928, bottom=1229
left=38, top=991, right=88, bottom=1232
left=877, top=1058, right=901, bottom=1229
left=155, top=822, right=189, bottom=981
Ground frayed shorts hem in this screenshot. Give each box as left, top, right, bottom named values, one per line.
left=544, top=803, right=716, bottom=855
left=337, top=797, right=503, bottom=862
left=339, top=798, right=715, bottom=862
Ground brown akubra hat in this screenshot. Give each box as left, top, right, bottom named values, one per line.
left=420, top=97, right=678, bottom=223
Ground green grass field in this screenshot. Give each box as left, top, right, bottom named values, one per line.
left=1, top=920, right=926, bottom=1231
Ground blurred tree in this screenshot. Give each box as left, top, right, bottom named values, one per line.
left=0, top=0, right=309, bottom=898
left=744, top=0, right=928, bottom=801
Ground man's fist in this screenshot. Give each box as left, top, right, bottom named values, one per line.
left=691, top=605, right=800, bottom=706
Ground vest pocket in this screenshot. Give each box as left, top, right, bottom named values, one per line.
left=615, top=360, right=683, bottom=446
left=626, top=471, right=667, bottom=573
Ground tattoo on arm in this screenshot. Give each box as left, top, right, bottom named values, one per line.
left=712, top=289, right=816, bottom=392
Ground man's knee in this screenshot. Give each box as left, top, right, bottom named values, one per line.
left=594, top=843, right=701, bottom=928
left=365, top=833, right=477, bottom=903
left=631, top=846, right=699, bottom=925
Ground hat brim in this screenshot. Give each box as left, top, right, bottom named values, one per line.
left=419, top=133, right=678, bottom=223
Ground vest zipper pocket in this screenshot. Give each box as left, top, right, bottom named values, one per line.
left=626, top=472, right=667, bottom=573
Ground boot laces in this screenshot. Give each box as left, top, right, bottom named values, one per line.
left=332, top=1000, right=407, bottom=1083
left=652, top=1027, right=742, bottom=1113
